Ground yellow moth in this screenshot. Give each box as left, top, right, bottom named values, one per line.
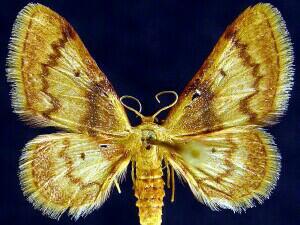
left=6, top=3, right=293, bottom=225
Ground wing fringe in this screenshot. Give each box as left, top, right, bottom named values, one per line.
left=256, top=4, right=294, bottom=122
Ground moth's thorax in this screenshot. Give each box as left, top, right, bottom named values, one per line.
left=128, top=122, right=168, bottom=162
left=137, top=122, right=167, bottom=143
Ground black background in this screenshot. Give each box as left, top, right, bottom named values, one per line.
left=0, top=0, right=299, bottom=225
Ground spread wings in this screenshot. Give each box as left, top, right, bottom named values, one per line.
left=164, top=3, right=293, bottom=136
left=20, top=133, right=130, bottom=219
left=7, top=3, right=130, bottom=136
left=164, top=4, right=293, bottom=210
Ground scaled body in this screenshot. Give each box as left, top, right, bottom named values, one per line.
left=130, top=122, right=168, bottom=225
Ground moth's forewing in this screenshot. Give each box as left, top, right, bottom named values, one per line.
left=164, top=3, right=293, bottom=136
left=7, top=3, right=130, bottom=136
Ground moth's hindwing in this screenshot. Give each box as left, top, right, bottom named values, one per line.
left=19, top=133, right=130, bottom=219
left=165, top=127, right=280, bottom=211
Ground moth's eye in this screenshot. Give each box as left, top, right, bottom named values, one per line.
left=80, top=152, right=85, bottom=160
left=149, top=133, right=156, bottom=140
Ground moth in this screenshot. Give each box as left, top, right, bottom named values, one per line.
left=7, top=3, right=293, bottom=225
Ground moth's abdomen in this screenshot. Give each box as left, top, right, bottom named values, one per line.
left=134, top=167, right=165, bottom=225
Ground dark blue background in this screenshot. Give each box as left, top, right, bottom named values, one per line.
left=0, top=0, right=299, bottom=225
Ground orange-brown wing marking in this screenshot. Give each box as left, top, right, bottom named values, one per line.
left=20, top=133, right=130, bottom=219
left=7, top=3, right=130, bottom=136
left=165, top=127, right=280, bottom=211
left=164, top=3, right=293, bottom=136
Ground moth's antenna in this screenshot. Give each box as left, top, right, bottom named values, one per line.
left=120, top=95, right=144, bottom=119
left=152, top=91, right=178, bottom=119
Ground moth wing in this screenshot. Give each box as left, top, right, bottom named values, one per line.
left=164, top=3, right=293, bottom=136
left=7, top=3, right=130, bottom=136
left=20, top=133, right=131, bottom=219
left=165, top=127, right=280, bottom=211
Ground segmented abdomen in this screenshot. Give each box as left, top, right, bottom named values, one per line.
left=134, top=167, right=165, bottom=225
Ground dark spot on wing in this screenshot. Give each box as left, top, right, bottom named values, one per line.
left=220, top=69, right=227, bottom=78
left=192, top=92, right=201, bottom=100
left=74, top=71, right=80, bottom=77
left=100, top=144, right=108, bottom=148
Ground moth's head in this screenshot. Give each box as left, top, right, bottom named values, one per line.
left=120, top=91, right=178, bottom=125
left=141, top=129, right=157, bottom=150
